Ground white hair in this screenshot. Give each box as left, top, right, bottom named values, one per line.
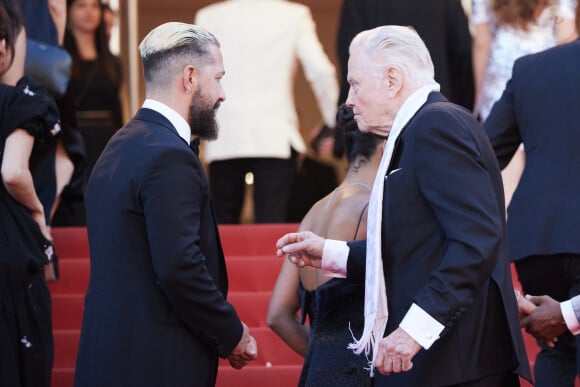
left=350, top=25, right=434, bottom=88
left=139, top=22, right=219, bottom=87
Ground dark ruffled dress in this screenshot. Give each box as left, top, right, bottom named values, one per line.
left=298, top=278, right=373, bottom=387
left=0, top=77, right=59, bottom=387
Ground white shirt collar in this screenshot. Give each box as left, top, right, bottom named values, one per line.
left=142, top=99, right=191, bottom=145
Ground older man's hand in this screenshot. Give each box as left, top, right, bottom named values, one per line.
left=374, top=328, right=421, bottom=375
left=276, top=231, right=325, bottom=269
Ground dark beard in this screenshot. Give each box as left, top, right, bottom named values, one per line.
left=189, top=89, right=220, bottom=140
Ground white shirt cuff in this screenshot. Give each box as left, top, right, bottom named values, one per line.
left=561, top=300, right=580, bottom=335
left=399, top=303, right=445, bottom=350
left=321, top=239, right=348, bottom=278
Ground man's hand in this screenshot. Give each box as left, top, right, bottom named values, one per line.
left=227, top=322, right=258, bottom=369
left=515, top=289, right=536, bottom=320
left=276, top=231, right=325, bottom=269
left=521, top=295, right=566, bottom=345
left=374, top=328, right=421, bottom=375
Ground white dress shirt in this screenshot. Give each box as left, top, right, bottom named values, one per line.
left=561, top=295, right=580, bottom=335
left=195, top=0, right=338, bottom=163
left=142, top=99, right=191, bottom=145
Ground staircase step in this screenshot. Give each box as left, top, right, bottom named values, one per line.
left=52, top=294, right=84, bottom=330
left=51, top=291, right=273, bottom=330
left=227, top=257, right=283, bottom=291
left=219, top=223, right=298, bottom=256
left=51, top=364, right=302, bottom=387
left=48, top=259, right=90, bottom=294
left=51, top=224, right=300, bottom=259
left=52, top=227, right=90, bottom=259
left=216, top=365, right=301, bottom=387
left=53, top=327, right=303, bottom=369
left=228, top=291, right=272, bottom=327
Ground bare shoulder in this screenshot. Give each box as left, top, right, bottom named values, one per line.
left=325, top=192, right=370, bottom=241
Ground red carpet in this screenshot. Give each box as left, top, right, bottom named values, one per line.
left=48, top=225, right=558, bottom=387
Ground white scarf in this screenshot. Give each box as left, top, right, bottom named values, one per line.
left=348, top=82, right=440, bottom=376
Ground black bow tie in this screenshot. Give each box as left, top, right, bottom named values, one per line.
left=190, top=137, right=200, bottom=156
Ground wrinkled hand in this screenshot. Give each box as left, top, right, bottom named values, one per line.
left=520, top=295, right=564, bottom=347
left=276, top=231, right=325, bottom=269
left=374, top=328, right=421, bottom=375
left=228, top=323, right=257, bottom=369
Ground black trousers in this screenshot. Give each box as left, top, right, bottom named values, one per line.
left=515, top=253, right=580, bottom=387
left=209, top=155, right=296, bottom=224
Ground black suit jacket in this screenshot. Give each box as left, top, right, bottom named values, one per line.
left=74, top=109, right=243, bottom=387
left=347, top=93, right=530, bottom=386
left=337, top=0, right=474, bottom=109
left=485, top=39, right=580, bottom=262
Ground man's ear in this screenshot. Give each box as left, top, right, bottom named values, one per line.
left=385, top=66, right=403, bottom=97
left=182, top=65, right=197, bottom=95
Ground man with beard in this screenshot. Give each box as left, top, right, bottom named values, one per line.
left=73, top=22, right=257, bottom=387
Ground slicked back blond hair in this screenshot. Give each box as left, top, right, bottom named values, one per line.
left=139, top=22, right=219, bottom=89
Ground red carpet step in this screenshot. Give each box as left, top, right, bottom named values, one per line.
left=48, top=226, right=565, bottom=387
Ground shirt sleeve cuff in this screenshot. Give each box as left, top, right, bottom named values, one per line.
left=399, top=303, right=444, bottom=350
left=321, top=239, right=348, bottom=278
left=561, top=300, right=580, bottom=335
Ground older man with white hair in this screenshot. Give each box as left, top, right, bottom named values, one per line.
left=276, top=25, right=531, bottom=386
left=73, top=22, right=257, bottom=387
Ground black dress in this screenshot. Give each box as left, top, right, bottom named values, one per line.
left=298, top=278, right=373, bottom=386
left=0, top=78, right=59, bottom=387
left=52, top=58, right=122, bottom=226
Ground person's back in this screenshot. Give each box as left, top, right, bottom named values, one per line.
left=195, top=0, right=338, bottom=223
left=484, top=12, right=580, bottom=382
left=196, top=0, right=336, bottom=162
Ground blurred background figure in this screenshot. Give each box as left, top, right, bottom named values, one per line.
left=1, top=0, right=62, bottom=384
left=484, top=3, right=580, bottom=384
left=336, top=0, right=474, bottom=110
left=195, top=0, right=338, bottom=224
left=55, top=0, right=123, bottom=226
left=102, top=2, right=114, bottom=43
left=268, top=105, right=385, bottom=386
left=471, top=0, right=577, bottom=208
left=19, top=0, right=84, bottom=236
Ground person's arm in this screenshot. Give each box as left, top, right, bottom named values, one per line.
left=1, top=27, right=26, bottom=86
left=295, top=6, right=338, bottom=128
left=483, top=61, right=522, bottom=169
left=48, top=0, right=66, bottom=46
left=267, top=258, right=309, bottom=356
left=404, top=109, right=506, bottom=346
left=1, top=129, right=49, bottom=239
left=50, top=139, right=74, bottom=220
left=141, top=146, right=250, bottom=361
left=471, top=22, right=491, bottom=114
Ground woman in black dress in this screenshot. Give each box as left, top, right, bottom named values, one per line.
left=268, top=106, right=385, bottom=386
left=1, top=2, right=61, bottom=385
left=53, top=0, right=123, bottom=225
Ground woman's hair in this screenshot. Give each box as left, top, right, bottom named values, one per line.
left=0, top=0, right=23, bottom=71
left=64, top=0, right=121, bottom=86
left=492, top=0, right=546, bottom=29
left=336, top=104, right=384, bottom=168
